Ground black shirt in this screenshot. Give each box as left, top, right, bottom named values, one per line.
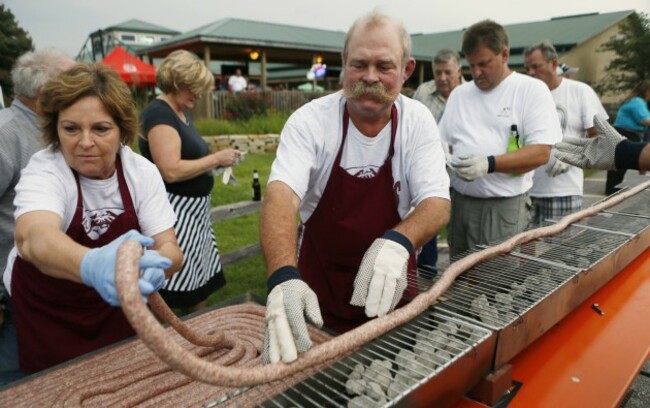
left=139, top=99, right=214, bottom=197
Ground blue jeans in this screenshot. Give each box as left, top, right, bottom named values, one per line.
left=0, top=288, right=27, bottom=386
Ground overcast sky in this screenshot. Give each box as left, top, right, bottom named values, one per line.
left=5, top=0, right=650, bottom=57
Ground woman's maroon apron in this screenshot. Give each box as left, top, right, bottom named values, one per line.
left=12, top=157, right=138, bottom=373
left=298, top=105, right=417, bottom=334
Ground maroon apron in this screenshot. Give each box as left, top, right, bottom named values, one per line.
left=12, top=156, right=138, bottom=373
left=299, top=104, right=417, bottom=334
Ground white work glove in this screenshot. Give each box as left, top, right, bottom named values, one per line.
left=262, top=266, right=323, bottom=364
left=545, top=149, right=571, bottom=177
left=449, top=154, right=491, bottom=181
left=350, top=230, right=413, bottom=318
left=554, top=115, right=623, bottom=170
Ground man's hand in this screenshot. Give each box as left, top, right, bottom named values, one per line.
left=262, top=267, right=323, bottom=364
left=545, top=150, right=571, bottom=177
left=350, top=230, right=412, bottom=318
left=554, top=115, right=623, bottom=170
left=80, top=230, right=172, bottom=306
left=449, top=155, right=490, bottom=181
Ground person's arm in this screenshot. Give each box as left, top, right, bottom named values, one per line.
left=146, top=124, right=240, bottom=183
left=393, top=197, right=450, bottom=250
left=260, top=181, right=301, bottom=275
left=493, top=144, right=552, bottom=174
left=150, top=228, right=183, bottom=278
left=640, top=144, right=650, bottom=170
left=554, top=115, right=650, bottom=171
left=15, top=210, right=87, bottom=282
left=260, top=180, right=323, bottom=364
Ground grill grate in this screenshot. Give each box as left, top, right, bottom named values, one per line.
left=242, top=310, right=492, bottom=407
left=603, top=189, right=650, bottom=218
left=431, top=251, right=576, bottom=329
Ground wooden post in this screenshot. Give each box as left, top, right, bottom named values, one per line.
left=261, top=50, right=267, bottom=91
left=418, top=62, right=424, bottom=84
left=204, top=45, right=213, bottom=118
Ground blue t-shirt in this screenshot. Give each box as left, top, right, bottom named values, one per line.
left=614, top=96, right=650, bottom=132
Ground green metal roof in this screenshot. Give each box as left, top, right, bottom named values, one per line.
left=106, top=19, right=180, bottom=35
left=136, top=10, right=634, bottom=64
left=140, top=18, right=346, bottom=54
left=411, top=10, right=634, bottom=63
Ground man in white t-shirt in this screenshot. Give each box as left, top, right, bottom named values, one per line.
left=439, top=20, right=562, bottom=258
left=260, top=11, right=450, bottom=364
left=524, top=40, right=607, bottom=225
left=228, top=68, right=247, bottom=93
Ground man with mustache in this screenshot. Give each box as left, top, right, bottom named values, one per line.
left=439, top=20, right=562, bottom=258
left=260, top=11, right=450, bottom=364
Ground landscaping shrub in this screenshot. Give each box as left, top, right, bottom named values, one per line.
left=225, top=92, right=270, bottom=121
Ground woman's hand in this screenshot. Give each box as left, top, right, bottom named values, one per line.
left=213, top=149, right=242, bottom=168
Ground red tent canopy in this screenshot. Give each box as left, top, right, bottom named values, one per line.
left=102, top=46, right=156, bottom=88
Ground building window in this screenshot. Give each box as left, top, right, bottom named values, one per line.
left=121, top=34, right=136, bottom=42
left=139, top=35, right=155, bottom=45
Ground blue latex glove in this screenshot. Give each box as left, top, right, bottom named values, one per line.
left=139, top=250, right=168, bottom=294
left=80, top=230, right=172, bottom=306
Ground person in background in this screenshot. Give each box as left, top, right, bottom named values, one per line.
left=412, top=49, right=465, bottom=123
left=440, top=20, right=561, bottom=258
left=555, top=115, right=650, bottom=172
left=523, top=40, right=607, bottom=225
left=605, top=80, right=650, bottom=194
left=412, top=48, right=464, bottom=277
left=260, top=11, right=450, bottom=364
left=228, top=68, right=247, bottom=93
left=3, top=63, right=182, bottom=375
left=139, top=50, right=241, bottom=314
left=0, top=49, right=74, bottom=385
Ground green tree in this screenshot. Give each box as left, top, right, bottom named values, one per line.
left=596, top=12, right=650, bottom=96
left=0, top=5, right=34, bottom=104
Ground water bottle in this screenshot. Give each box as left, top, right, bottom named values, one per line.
left=252, top=169, right=261, bottom=201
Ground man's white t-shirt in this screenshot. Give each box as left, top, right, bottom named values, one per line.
left=269, top=91, right=450, bottom=222
left=530, top=78, right=608, bottom=197
left=3, top=146, right=175, bottom=293
left=439, top=72, right=562, bottom=198
left=228, top=75, right=247, bottom=92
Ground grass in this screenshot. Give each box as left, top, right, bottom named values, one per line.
left=195, top=113, right=289, bottom=136
left=206, top=152, right=274, bottom=306
left=209, top=152, right=274, bottom=206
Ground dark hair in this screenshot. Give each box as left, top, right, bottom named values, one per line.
left=623, top=80, right=650, bottom=104
left=462, top=20, right=509, bottom=56
left=39, top=63, right=138, bottom=150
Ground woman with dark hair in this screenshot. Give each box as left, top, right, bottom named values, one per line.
left=3, top=63, right=183, bottom=374
left=605, top=80, right=650, bottom=194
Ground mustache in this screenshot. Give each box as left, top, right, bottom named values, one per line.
left=343, top=81, right=394, bottom=104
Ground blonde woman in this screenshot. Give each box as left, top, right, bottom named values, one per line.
left=139, top=50, right=240, bottom=313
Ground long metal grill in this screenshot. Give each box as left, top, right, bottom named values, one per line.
left=216, top=185, right=650, bottom=407
left=431, top=250, right=577, bottom=329
left=216, top=310, right=491, bottom=407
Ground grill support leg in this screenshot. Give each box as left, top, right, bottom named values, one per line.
left=468, top=363, right=513, bottom=405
